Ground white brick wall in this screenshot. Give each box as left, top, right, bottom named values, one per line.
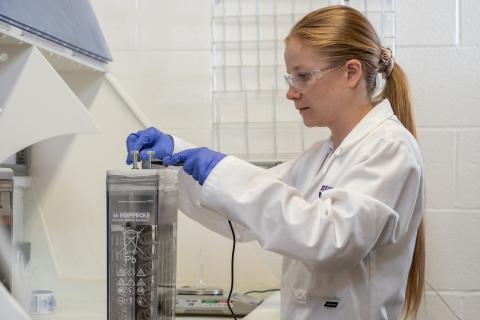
left=397, top=47, right=480, bottom=127
left=425, top=211, right=480, bottom=290
left=397, top=0, right=457, bottom=46
left=89, top=0, right=480, bottom=318
left=112, top=52, right=212, bottom=130
left=396, top=0, right=480, bottom=319
left=461, top=0, right=480, bottom=46
left=457, top=130, right=480, bottom=208
left=417, top=130, right=456, bottom=209
left=419, top=293, right=464, bottom=320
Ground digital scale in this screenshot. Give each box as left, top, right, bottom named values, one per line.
left=175, top=286, right=262, bottom=316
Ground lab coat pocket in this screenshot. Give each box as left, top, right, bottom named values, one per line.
left=291, top=286, right=308, bottom=304
left=287, top=263, right=311, bottom=304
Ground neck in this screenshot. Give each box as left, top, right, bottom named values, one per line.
left=330, top=101, right=373, bottom=150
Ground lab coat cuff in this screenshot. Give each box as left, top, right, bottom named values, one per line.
left=171, top=135, right=197, bottom=154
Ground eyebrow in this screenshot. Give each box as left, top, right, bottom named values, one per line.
left=289, top=64, right=316, bottom=72
left=291, top=65, right=304, bottom=71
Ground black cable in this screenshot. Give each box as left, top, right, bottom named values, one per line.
left=227, top=220, right=237, bottom=320
left=243, top=288, right=280, bottom=295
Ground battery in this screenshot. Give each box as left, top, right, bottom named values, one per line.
left=107, top=168, right=178, bottom=320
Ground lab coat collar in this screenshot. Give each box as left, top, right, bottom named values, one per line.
left=333, top=99, right=394, bottom=155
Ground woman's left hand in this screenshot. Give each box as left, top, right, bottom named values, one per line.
left=163, top=147, right=226, bottom=185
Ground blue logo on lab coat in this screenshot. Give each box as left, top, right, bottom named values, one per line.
left=319, top=185, right=333, bottom=197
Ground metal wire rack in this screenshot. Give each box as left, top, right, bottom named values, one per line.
left=211, top=0, right=396, bottom=163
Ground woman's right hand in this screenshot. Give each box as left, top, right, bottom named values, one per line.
left=125, top=127, right=174, bottom=164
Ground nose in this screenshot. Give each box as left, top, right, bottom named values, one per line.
left=286, top=85, right=301, bottom=100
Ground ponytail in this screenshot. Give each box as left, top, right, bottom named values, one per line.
left=380, top=63, right=425, bottom=319
left=378, top=63, right=417, bottom=138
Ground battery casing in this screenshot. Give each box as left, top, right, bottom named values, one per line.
left=107, top=168, right=178, bottom=320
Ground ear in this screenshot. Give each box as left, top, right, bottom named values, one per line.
left=345, top=59, right=362, bottom=88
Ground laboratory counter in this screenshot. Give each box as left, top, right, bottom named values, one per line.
left=30, top=291, right=281, bottom=320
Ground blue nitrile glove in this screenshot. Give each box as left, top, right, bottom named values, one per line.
left=162, top=147, right=226, bottom=185
left=126, top=127, right=174, bottom=164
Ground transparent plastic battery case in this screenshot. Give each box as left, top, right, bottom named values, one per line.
left=107, top=168, right=178, bottom=320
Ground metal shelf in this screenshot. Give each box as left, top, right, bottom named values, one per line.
left=212, top=10, right=395, bottom=20
left=210, top=0, right=396, bottom=160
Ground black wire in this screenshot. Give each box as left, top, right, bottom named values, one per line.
left=227, top=220, right=237, bottom=320
left=243, top=289, right=280, bottom=295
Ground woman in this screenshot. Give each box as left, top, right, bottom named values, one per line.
left=126, top=5, right=425, bottom=319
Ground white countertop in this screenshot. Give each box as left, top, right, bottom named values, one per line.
left=243, top=291, right=280, bottom=320
left=30, top=292, right=281, bottom=320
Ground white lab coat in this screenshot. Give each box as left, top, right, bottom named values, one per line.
left=173, top=99, right=424, bottom=320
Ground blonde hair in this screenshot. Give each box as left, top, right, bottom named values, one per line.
left=287, top=5, right=424, bottom=318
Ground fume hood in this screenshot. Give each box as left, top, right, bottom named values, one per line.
left=0, top=0, right=114, bottom=318
left=0, top=0, right=114, bottom=163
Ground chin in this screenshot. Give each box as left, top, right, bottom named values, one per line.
left=302, top=118, right=321, bottom=127
left=303, top=121, right=316, bottom=128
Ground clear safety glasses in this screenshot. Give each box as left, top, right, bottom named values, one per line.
left=284, top=64, right=340, bottom=94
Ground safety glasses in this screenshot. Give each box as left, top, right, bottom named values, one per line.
left=284, top=64, right=340, bottom=94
